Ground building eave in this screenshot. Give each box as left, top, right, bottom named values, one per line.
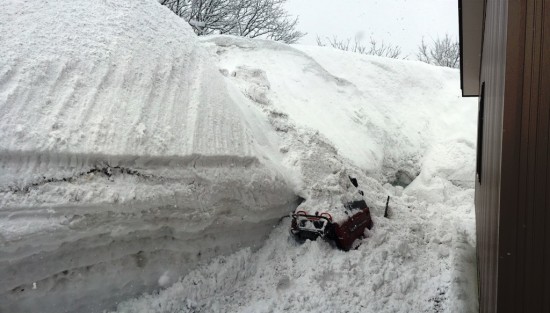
left=459, top=0, right=484, bottom=97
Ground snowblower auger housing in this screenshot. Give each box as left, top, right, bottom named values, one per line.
left=291, top=211, right=334, bottom=241
left=291, top=200, right=374, bottom=251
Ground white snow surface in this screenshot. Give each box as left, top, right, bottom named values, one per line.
left=113, top=37, right=479, bottom=312
left=1, top=1, right=245, bottom=158
left=0, top=1, right=297, bottom=312
left=1, top=0, right=479, bottom=311
left=198, top=36, right=477, bottom=222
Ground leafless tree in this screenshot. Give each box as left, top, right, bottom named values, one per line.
left=158, top=0, right=305, bottom=43
left=316, top=35, right=403, bottom=59
left=236, top=0, right=304, bottom=43
left=159, top=0, right=187, bottom=17
left=417, top=34, right=460, bottom=68
left=159, top=0, right=234, bottom=35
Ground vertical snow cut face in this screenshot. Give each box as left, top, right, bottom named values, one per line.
left=0, top=1, right=297, bottom=312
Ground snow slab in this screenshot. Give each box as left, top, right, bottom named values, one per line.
left=112, top=37, right=479, bottom=312
left=1, top=0, right=480, bottom=311
left=0, top=1, right=298, bottom=312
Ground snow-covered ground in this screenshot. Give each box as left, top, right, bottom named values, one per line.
left=0, top=1, right=297, bottom=312
left=114, top=35, right=478, bottom=312
left=1, top=1, right=478, bottom=312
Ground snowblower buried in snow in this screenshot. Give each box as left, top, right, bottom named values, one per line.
left=290, top=176, right=374, bottom=251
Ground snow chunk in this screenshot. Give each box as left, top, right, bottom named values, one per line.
left=405, top=139, right=476, bottom=203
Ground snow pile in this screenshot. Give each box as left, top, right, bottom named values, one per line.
left=404, top=139, right=476, bottom=203
left=114, top=37, right=478, bottom=312
left=115, top=195, right=476, bottom=313
left=1, top=1, right=479, bottom=310
left=0, top=1, right=297, bottom=313
left=204, top=37, right=476, bottom=179
left=199, top=36, right=477, bottom=220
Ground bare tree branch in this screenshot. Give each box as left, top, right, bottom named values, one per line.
left=158, top=0, right=305, bottom=43
left=316, top=35, right=404, bottom=59
left=417, top=34, right=460, bottom=68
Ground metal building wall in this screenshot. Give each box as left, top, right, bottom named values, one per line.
left=476, top=1, right=508, bottom=312
left=476, top=0, right=550, bottom=312
left=499, top=0, right=550, bottom=311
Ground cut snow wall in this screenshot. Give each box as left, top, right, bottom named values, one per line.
left=0, top=165, right=298, bottom=313
left=0, top=0, right=298, bottom=312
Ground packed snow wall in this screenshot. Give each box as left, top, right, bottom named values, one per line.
left=0, top=1, right=297, bottom=312
left=0, top=166, right=297, bottom=313
left=112, top=37, right=479, bottom=313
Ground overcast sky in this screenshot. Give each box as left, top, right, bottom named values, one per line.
left=285, top=0, right=459, bottom=59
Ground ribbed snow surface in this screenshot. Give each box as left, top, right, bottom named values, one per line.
left=201, top=36, right=477, bottom=222
left=0, top=1, right=253, bottom=158
left=0, top=1, right=296, bottom=312
left=111, top=36, right=478, bottom=313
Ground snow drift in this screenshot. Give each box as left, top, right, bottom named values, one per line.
left=113, top=37, right=479, bottom=312
left=203, top=36, right=476, bottom=180
left=0, top=1, right=297, bottom=312
left=1, top=0, right=479, bottom=311
left=200, top=36, right=477, bottom=221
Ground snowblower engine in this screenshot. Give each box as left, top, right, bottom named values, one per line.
left=291, top=201, right=374, bottom=251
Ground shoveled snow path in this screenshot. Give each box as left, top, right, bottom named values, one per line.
left=114, top=38, right=478, bottom=313
left=114, top=188, right=477, bottom=313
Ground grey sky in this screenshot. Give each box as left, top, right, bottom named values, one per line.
left=286, top=0, right=459, bottom=58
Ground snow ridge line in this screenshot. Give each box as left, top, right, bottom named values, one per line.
left=202, top=36, right=355, bottom=88
left=1, top=166, right=151, bottom=194
left=0, top=150, right=260, bottom=171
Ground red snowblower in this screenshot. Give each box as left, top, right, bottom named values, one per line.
left=290, top=176, right=374, bottom=251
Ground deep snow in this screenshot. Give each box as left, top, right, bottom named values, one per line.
left=201, top=36, right=477, bottom=222
left=0, top=1, right=297, bottom=312
left=0, top=0, right=479, bottom=312
left=114, top=36, right=478, bottom=312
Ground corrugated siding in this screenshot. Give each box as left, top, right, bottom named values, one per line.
left=497, top=0, right=525, bottom=312
left=476, top=0, right=550, bottom=312
left=476, top=1, right=508, bottom=312
left=501, top=0, right=550, bottom=311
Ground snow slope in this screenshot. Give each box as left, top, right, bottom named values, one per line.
left=1, top=1, right=479, bottom=311
left=206, top=36, right=475, bottom=178
left=199, top=36, right=476, bottom=222
left=114, top=37, right=479, bottom=312
left=0, top=1, right=297, bottom=312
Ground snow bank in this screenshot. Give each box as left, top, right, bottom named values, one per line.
left=1, top=1, right=479, bottom=309
left=203, top=37, right=476, bottom=182
left=113, top=37, right=478, bottom=312
left=114, top=197, right=477, bottom=313
left=404, top=139, right=476, bottom=203
left=0, top=1, right=297, bottom=312
left=201, top=36, right=477, bottom=220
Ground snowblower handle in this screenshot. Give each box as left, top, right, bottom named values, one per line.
left=291, top=213, right=333, bottom=223
left=384, top=196, right=390, bottom=218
